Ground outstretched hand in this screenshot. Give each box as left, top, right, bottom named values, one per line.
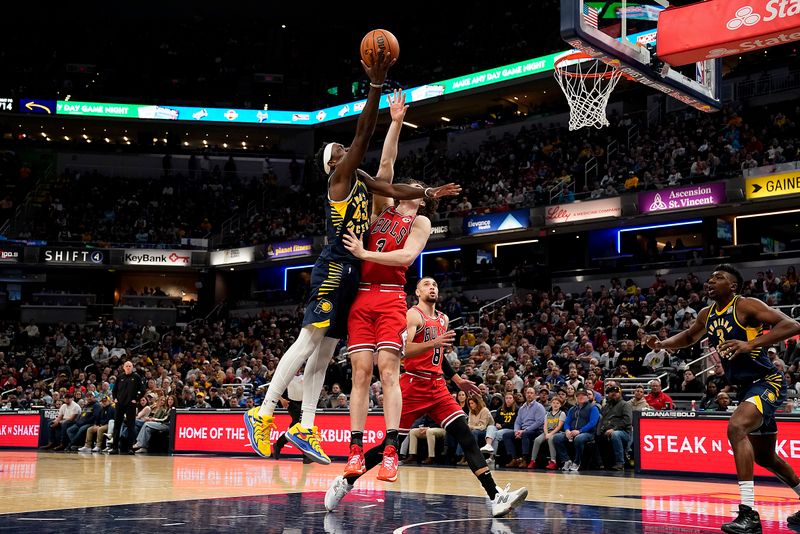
left=429, top=183, right=462, bottom=198
left=457, top=378, right=481, bottom=397
left=361, top=51, right=396, bottom=85
left=644, top=335, right=661, bottom=350
left=388, top=89, right=408, bottom=122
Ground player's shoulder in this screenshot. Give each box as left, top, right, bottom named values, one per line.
left=413, top=214, right=431, bottom=228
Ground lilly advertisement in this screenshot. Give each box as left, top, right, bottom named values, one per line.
left=463, top=209, right=530, bottom=236
left=172, top=411, right=387, bottom=457
left=637, top=414, right=800, bottom=477
left=638, top=182, right=726, bottom=214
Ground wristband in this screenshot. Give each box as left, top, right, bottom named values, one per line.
left=369, top=82, right=384, bottom=88
left=424, top=187, right=433, bottom=198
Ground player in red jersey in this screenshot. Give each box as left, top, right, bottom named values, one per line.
left=340, top=90, right=436, bottom=482
left=325, top=277, right=529, bottom=517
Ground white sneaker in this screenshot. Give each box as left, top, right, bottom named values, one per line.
left=324, top=475, right=354, bottom=512
left=323, top=511, right=345, bottom=533
left=568, top=462, right=580, bottom=472
left=486, top=457, right=495, bottom=470
left=491, top=483, right=528, bottom=517
left=561, top=460, right=573, bottom=472
left=91, top=446, right=100, bottom=453
left=490, top=518, right=514, bottom=534
left=135, top=448, right=148, bottom=454
left=480, top=443, right=495, bottom=453
left=77, top=446, right=92, bottom=453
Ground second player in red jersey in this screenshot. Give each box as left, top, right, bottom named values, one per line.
left=324, top=277, right=529, bottom=518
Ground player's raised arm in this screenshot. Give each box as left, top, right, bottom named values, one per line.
left=719, top=298, right=800, bottom=358
left=362, top=174, right=462, bottom=201
left=646, top=307, right=710, bottom=351
left=328, top=52, right=395, bottom=201
left=371, top=89, right=409, bottom=218
left=343, top=216, right=431, bottom=267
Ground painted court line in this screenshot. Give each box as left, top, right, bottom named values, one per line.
left=162, top=523, right=186, bottom=526
left=17, top=518, right=66, bottom=522
left=218, top=514, right=266, bottom=519
left=114, top=517, right=169, bottom=521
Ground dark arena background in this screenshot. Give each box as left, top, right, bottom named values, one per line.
left=1, top=2, right=800, bottom=533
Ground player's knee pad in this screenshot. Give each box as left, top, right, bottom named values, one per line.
left=447, top=417, right=488, bottom=472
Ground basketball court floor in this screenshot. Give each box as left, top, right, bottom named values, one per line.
left=1, top=451, right=798, bottom=533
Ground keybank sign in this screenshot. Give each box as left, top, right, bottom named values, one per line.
left=463, top=209, right=530, bottom=235
left=124, top=249, right=192, bottom=266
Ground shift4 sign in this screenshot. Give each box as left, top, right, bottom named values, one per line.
left=124, top=249, right=191, bottom=266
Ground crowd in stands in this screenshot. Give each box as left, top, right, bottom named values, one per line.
left=9, top=101, right=796, bottom=248
left=3, top=268, right=799, bottom=466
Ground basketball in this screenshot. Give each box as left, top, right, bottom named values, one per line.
left=360, top=29, right=399, bottom=66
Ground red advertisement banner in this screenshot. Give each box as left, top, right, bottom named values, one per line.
left=638, top=416, right=800, bottom=476
left=657, top=0, right=800, bottom=66
left=0, top=414, right=41, bottom=448
left=172, top=411, right=388, bottom=457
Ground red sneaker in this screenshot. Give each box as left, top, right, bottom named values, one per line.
left=377, top=445, right=399, bottom=482
left=343, top=444, right=366, bottom=477
left=546, top=460, right=557, bottom=470
left=527, top=460, right=536, bottom=469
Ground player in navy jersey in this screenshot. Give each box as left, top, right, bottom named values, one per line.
left=646, top=264, right=800, bottom=533
left=244, top=55, right=459, bottom=465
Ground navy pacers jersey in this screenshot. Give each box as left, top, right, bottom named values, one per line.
left=320, top=175, right=370, bottom=263
left=705, top=295, right=778, bottom=386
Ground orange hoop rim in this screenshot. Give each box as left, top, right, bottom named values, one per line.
left=554, top=52, right=625, bottom=80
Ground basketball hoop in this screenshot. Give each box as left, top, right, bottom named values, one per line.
left=554, top=52, right=626, bottom=131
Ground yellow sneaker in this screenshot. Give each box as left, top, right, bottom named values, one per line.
left=243, top=407, right=275, bottom=458
left=286, top=423, right=331, bottom=465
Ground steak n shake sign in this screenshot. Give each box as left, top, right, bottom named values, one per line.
left=124, top=249, right=192, bottom=266
left=638, top=182, right=726, bottom=214
left=545, top=197, right=621, bottom=225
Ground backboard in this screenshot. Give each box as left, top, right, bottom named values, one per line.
left=560, top=0, right=722, bottom=111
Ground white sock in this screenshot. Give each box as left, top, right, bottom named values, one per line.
left=300, top=337, right=338, bottom=428
left=739, top=480, right=755, bottom=509
left=792, top=482, right=800, bottom=498
left=258, top=326, right=324, bottom=417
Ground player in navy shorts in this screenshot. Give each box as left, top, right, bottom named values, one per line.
left=243, top=57, right=457, bottom=465
left=647, top=264, right=800, bottom=533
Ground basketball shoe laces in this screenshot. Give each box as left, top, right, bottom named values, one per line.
left=346, top=445, right=363, bottom=469
left=382, top=447, right=397, bottom=470
left=308, top=426, right=324, bottom=452
left=255, top=418, right=276, bottom=443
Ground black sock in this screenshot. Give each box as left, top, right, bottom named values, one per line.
left=478, top=471, right=498, bottom=500
left=350, top=431, right=363, bottom=447
left=386, top=429, right=399, bottom=448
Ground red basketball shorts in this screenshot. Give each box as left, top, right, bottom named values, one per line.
left=347, top=284, right=407, bottom=354
left=398, top=372, right=466, bottom=434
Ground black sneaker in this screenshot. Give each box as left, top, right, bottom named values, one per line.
left=788, top=510, right=800, bottom=528
left=721, top=504, right=762, bottom=534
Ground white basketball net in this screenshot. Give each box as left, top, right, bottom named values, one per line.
left=554, top=57, right=624, bottom=130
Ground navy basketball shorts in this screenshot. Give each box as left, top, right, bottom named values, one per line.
left=302, top=258, right=359, bottom=340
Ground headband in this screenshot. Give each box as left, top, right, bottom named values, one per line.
left=322, top=143, right=335, bottom=174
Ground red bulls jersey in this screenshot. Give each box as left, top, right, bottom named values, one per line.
left=405, top=306, right=448, bottom=374
left=360, top=206, right=416, bottom=285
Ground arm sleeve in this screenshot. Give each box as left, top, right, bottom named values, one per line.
left=580, top=406, right=601, bottom=433
left=441, top=358, right=456, bottom=380
left=564, top=408, right=574, bottom=431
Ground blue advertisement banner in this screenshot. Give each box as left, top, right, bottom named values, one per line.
left=463, top=209, right=530, bottom=235
left=19, top=98, right=56, bottom=114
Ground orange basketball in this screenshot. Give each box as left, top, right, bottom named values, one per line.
left=360, top=29, right=399, bottom=67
